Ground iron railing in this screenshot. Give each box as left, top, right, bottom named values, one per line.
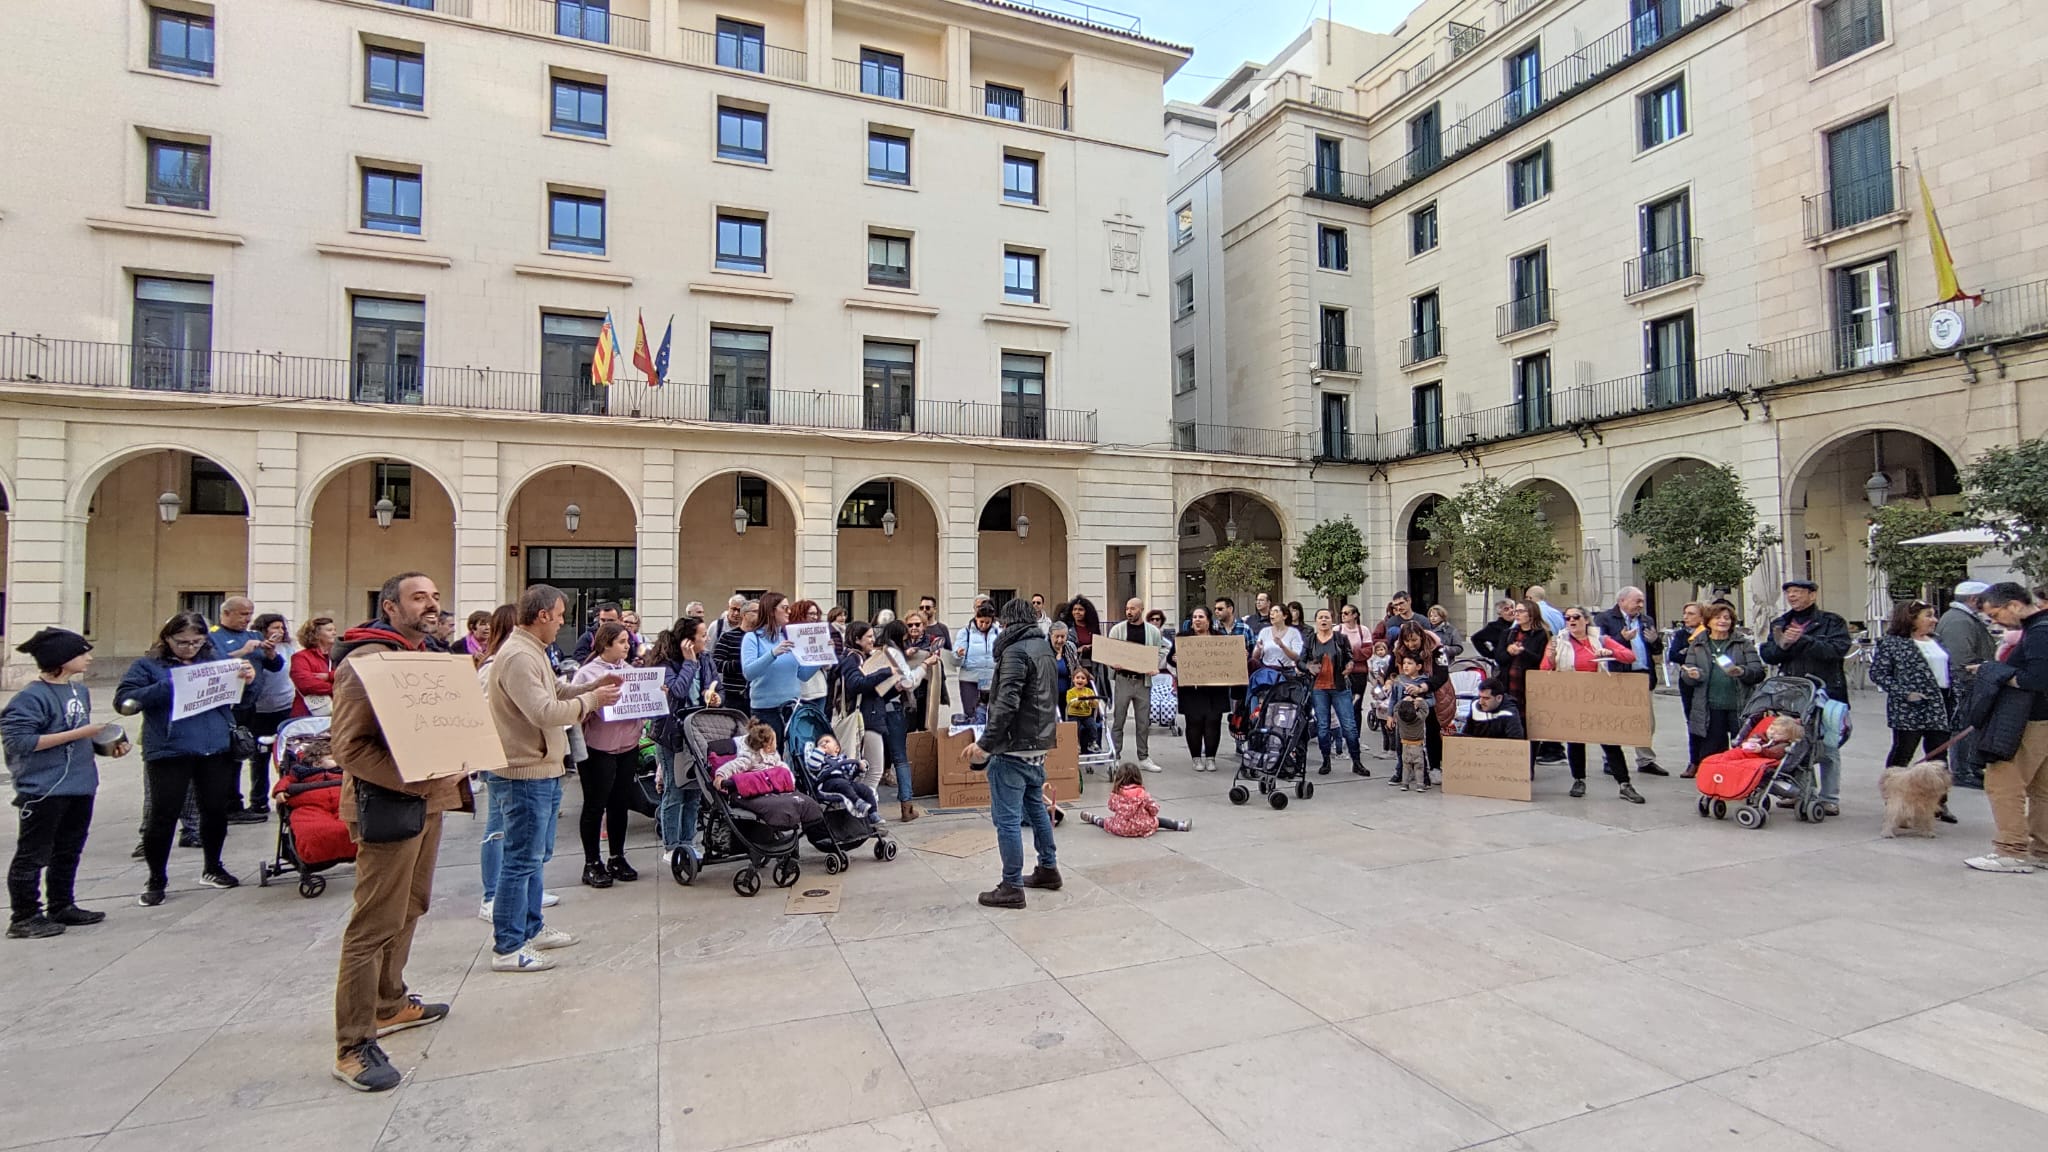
left=1624, top=237, right=1700, bottom=296
left=1356, top=0, right=1727, bottom=206
left=1314, top=343, right=1361, bottom=373
left=1171, top=421, right=1303, bottom=459
left=1495, top=0, right=1540, bottom=27
left=505, top=0, right=650, bottom=51
left=678, top=28, right=807, bottom=81
left=0, top=336, right=1098, bottom=443
left=1751, top=278, right=2048, bottom=385
left=971, top=86, right=1070, bottom=130
left=1401, top=327, right=1445, bottom=366
left=1303, top=162, right=1371, bottom=202
left=1496, top=290, right=1554, bottom=336
left=1802, top=164, right=1906, bottom=241
left=376, top=0, right=474, bottom=14
left=833, top=59, right=947, bottom=108
left=1445, top=21, right=1486, bottom=61
left=996, top=0, right=1143, bottom=34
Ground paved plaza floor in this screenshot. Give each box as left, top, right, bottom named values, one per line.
left=3, top=691, right=2047, bottom=1151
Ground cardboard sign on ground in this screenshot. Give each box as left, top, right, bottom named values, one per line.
left=1174, top=635, right=1250, bottom=686
left=914, top=827, right=998, bottom=857
left=784, top=876, right=843, bottom=915
left=1441, top=736, right=1532, bottom=802
left=170, top=659, right=247, bottom=720
left=937, top=721, right=1083, bottom=809
left=1524, top=670, right=1653, bottom=747
left=353, top=651, right=508, bottom=782
left=1093, top=634, right=1163, bottom=675
left=906, top=730, right=938, bottom=797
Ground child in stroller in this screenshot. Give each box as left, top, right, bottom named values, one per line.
left=716, top=722, right=826, bottom=832
left=786, top=701, right=897, bottom=872
left=256, top=717, right=354, bottom=898
left=802, top=734, right=882, bottom=824
left=1695, top=673, right=1833, bottom=828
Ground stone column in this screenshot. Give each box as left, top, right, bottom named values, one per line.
left=646, top=0, right=680, bottom=58
left=248, top=430, right=302, bottom=623
left=943, top=25, right=972, bottom=115
left=637, top=447, right=677, bottom=625
left=945, top=463, right=977, bottom=623
left=2, top=419, right=84, bottom=688
left=797, top=456, right=836, bottom=604
left=803, top=0, right=834, bottom=86
left=457, top=440, right=503, bottom=609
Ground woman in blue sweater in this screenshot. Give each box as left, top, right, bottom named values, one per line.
left=740, top=592, right=823, bottom=741
left=115, top=612, right=257, bottom=905
left=5, top=628, right=126, bottom=938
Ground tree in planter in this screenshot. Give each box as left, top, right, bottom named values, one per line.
left=1614, top=462, right=1782, bottom=595
left=1964, top=436, right=2048, bottom=583
left=1293, top=516, right=1369, bottom=612
left=1416, top=477, right=1566, bottom=595
left=1868, top=504, right=1985, bottom=598
left=1205, top=540, right=1277, bottom=609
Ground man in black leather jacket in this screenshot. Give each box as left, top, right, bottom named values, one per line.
left=961, top=597, right=1060, bottom=909
left=1760, top=578, right=1852, bottom=812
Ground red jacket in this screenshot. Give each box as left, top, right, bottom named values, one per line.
left=1541, top=634, right=1636, bottom=673
left=289, top=647, right=333, bottom=717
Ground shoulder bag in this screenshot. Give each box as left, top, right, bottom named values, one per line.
left=355, top=777, right=426, bottom=843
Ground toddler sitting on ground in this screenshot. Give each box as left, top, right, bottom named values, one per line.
left=803, top=734, right=883, bottom=824
left=1080, top=763, right=1191, bottom=837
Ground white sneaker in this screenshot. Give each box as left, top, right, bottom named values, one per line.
left=529, top=926, right=579, bottom=950
left=540, top=890, right=561, bottom=908
left=1139, top=759, right=1163, bottom=773
left=491, top=946, right=555, bottom=973
left=477, top=899, right=493, bottom=923
left=1965, top=854, right=2037, bottom=874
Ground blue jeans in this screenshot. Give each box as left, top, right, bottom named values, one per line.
left=750, top=703, right=793, bottom=745
left=491, top=775, right=561, bottom=956
left=654, top=742, right=700, bottom=854
left=1310, top=686, right=1360, bottom=762
left=987, top=753, right=1056, bottom=887
left=1816, top=741, right=1841, bottom=805
left=479, top=775, right=506, bottom=903
left=881, top=705, right=912, bottom=802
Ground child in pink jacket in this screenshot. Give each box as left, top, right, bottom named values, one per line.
left=1080, top=762, right=1191, bottom=836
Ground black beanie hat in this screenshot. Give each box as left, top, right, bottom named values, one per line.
left=15, top=627, right=92, bottom=673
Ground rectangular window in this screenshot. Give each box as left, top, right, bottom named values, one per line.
left=717, top=105, right=766, bottom=162
left=867, top=129, right=909, bottom=184
left=371, top=462, right=414, bottom=520
left=1644, top=310, right=1696, bottom=405
left=859, top=48, right=905, bottom=99
left=1513, top=352, right=1552, bottom=432
left=715, top=18, right=766, bottom=72
left=1833, top=254, right=1897, bottom=367
left=1412, top=382, right=1444, bottom=452
left=1825, top=110, right=1894, bottom=231
left=867, top=232, right=910, bottom=288
left=1320, top=392, right=1350, bottom=460
left=1175, top=349, right=1195, bottom=394
left=350, top=295, right=425, bottom=405
left=1638, top=76, right=1686, bottom=149
left=866, top=590, right=897, bottom=619
left=1638, top=191, right=1692, bottom=289
left=557, top=0, right=611, bottom=45
left=862, top=340, right=915, bottom=432
left=1001, top=353, right=1047, bottom=439
left=1173, top=203, right=1194, bottom=246
left=1173, top=275, right=1194, bottom=317
left=1318, top=307, right=1350, bottom=371
left=189, top=458, right=245, bottom=516
left=715, top=213, right=766, bottom=271
left=146, top=138, right=210, bottom=209
left=1317, top=224, right=1349, bottom=271
left=150, top=7, right=214, bottom=76
left=737, top=474, right=770, bottom=527
left=1003, top=249, right=1040, bottom=304
left=708, top=327, right=771, bottom=422
left=1410, top=291, right=1442, bottom=362
left=839, top=480, right=896, bottom=528
left=1505, top=44, right=1540, bottom=121
left=1313, top=135, right=1343, bottom=195
left=551, top=77, right=607, bottom=138
left=361, top=167, right=422, bottom=234
left=132, top=276, right=212, bottom=392
left=365, top=45, right=425, bottom=110
left=1509, top=143, right=1551, bottom=209
left=1408, top=104, right=1441, bottom=175
left=540, top=312, right=603, bottom=415
left=548, top=191, right=605, bottom=254
left=1003, top=153, right=1039, bottom=204
left=1411, top=203, right=1438, bottom=254
left=1508, top=247, right=1549, bottom=330
left=1818, top=0, right=1885, bottom=66
left=984, top=83, right=1024, bottom=121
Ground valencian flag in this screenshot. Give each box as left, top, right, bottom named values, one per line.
left=591, top=310, right=620, bottom=386
left=652, top=315, right=673, bottom=387
left=1918, top=166, right=1982, bottom=305
left=631, top=310, right=657, bottom=385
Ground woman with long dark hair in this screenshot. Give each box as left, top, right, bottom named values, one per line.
left=741, top=592, right=816, bottom=739
left=1869, top=599, right=1959, bottom=824
left=1338, top=604, right=1372, bottom=732
left=1171, top=607, right=1233, bottom=772
left=649, top=616, right=719, bottom=864
left=571, top=622, right=643, bottom=887
left=116, top=612, right=257, bottom=904
left=1386, top=620, right=1453, bottom=784
left=877, top=618, right=937, bottom=821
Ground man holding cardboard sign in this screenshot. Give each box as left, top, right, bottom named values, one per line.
left=1104, top=599, right=1168, bottom=772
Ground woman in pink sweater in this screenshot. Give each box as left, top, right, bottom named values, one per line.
left=572, top=623, right=645, bottom=888
left=1080, top=763, right=1191, bottom=836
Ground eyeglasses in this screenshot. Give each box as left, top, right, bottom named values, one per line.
left=1565, top=613, right=1586, bottom=621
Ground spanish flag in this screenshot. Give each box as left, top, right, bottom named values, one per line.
left=1918, top=168, right=1981, bottom=305
left=631, top=310, right=658, bottom=386
left=592, top=311, right=619, bottom=386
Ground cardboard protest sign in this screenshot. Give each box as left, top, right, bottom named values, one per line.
left=1174, top=635, right=1249, bottom=686
left=1524, top=670, right=1653, bottom=746
left=603, top=667, right=667, bottom=721
left=353, top=651, right=508, bottom=782
left=787, top=622, right=836, bottom=667
left=171, top=659, right=247, bottom=720
left=861, top=650, right=898, bottom=695
left=1441, top=737, right=1532, bottom=802
left=1093, top=634, right=1163, bottom=675
left=937, top=722, right=1082, bottom=809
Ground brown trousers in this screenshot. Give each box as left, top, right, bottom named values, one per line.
left=333, top=812, right=444, bottom=1054
left=1985, top=720, right=2048, bottom=859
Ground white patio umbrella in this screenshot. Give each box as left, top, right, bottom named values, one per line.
left=1901, top=526, right=2001, bottom=546
left=1865, top=562, right=1892, bottom=629
left=1750, top=546, right=1781, bottom=627
left=1580, top=537, right=1604, bottom=607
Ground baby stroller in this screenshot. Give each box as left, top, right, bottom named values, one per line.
left=255, top=716, right=354, bottom=898
left=1149, top=672, right=1181, bottom=736
left=1694, top=674, right=1834, bottom=829
left=785, top=699, right=896, bottom=874
left=671, top=708, right=806, bottom=897
left=628, top=727, right=661, bottom=819
left=1230, top=670, right=1315, bottom=809
left=1449, top=656, right=1498, bottom=730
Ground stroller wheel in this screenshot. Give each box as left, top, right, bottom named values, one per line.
left=671, top=847, right=699, bottom=886
left=876, top=839, right=898, bottom=861
left=1268, top=791, right=1289, bottom=810
left=1734, top=805, right=1763, bottom=829
left=824, top=853, right=841, bottom=875
left=1711, top=798, right=1728, bottom=820
left=1229, top=786, right=1250, bottom=805
left=298, top=875, right=326, bottom=899
left=772, top=857, right=801, bottom=889
left=1695, top=795, right=1710, bottom=818
left=1296, top=780, right=1314, bottom=801
left=257, top=861, right=273, bottom=888
left=734, top=868, right=761, bottom=897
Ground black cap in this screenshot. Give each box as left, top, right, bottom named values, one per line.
left=14, top=627, right=92, bottom=672
left=1782, top=579, right=1818, bottom=592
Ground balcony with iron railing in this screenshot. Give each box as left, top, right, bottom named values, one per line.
left=678, top=27, right=807, bottom=81
left=1750, top=278, right=2048, bottom=384
left=1802, top=164, right=1908, bottom=243
left=1496, top=290, right=1554, bottom=338
left=1313, top=343, right=1361, bottom=373
left=833, top=59, right=947, bottom=108
left=1401, top=327, right=1446, bottom=367
left=970, top=86, right=1070, bottom=130
left=1170, top=421, right=1303, bottom=459
left=0, top=335, right=1098, bottom=444
left=505, top=0, right=652, bottom=52
left=1623, top=237, right=1701, bottom=297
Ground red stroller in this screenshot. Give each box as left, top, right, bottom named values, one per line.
left=256, top=717, right=356, bottom=897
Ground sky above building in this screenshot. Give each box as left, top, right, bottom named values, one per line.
left=1103, top=0, right=1417, bottom=102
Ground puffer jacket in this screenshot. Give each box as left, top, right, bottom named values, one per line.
left=978, top=624, right=1057, bottom=756
left=1958, top=661, right=2034, bottom=763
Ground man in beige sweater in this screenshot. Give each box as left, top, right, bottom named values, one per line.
left=486, top=583, right=620, bottom=973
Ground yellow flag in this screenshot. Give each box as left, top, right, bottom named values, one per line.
left=1918, top=170, right=1978, bottom=304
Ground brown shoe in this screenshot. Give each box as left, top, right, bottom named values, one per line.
left=899, top=802, right=921, bottom=822
left=977, top=883, right=1025, bottom=909
left=374, top=994, right=449, bottom=1037
left=1018, top=865, right=1063, bottom=890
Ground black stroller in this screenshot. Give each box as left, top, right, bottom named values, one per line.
left=785, top=700, right=897, bottom=874
left=670, top=708, right=806, bottom=897
left=1230, top=670, right=1316, bottom=809
left=253, top=717, right=354, bottom=898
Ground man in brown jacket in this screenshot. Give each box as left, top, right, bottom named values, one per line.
left=329, top=572, right=465, bottom=1092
